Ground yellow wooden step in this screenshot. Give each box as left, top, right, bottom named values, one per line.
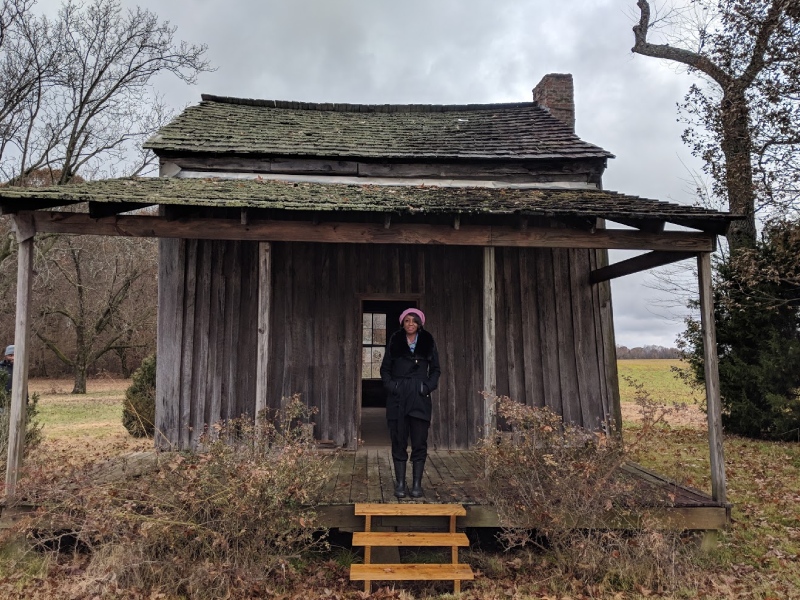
left=354, top=503, right=466, bottom=517
left=350, top=563, right=474, bottom=581
left=352, top=532, right=469, bottom=547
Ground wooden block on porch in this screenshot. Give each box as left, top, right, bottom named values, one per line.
left=350, top=563, right=474, bottom=582
left=354, top=503, right=466, bottom=517
left=352, top=532, right=469, bottom=547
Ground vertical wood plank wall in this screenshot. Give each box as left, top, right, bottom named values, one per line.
left=266, top=243, right=484, bottom=449
left=156, top=238, right=258, bottom=449
left=157, top=240, right=621, bottom=449
left=494, top=247, right=620, bottom=431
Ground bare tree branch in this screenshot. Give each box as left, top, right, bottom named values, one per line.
left=632, top=0, right=731, bottom=86
left=0, top=0, right=211, bottom=184
left=632, top=0, right=800, bottom=250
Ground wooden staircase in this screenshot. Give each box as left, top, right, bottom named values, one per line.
left=349, top=503, right=474, bottom=594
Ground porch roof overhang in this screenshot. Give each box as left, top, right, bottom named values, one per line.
left=0, top=176, right=739, bottom=252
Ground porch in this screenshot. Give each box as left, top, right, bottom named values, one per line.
left=316, top=448, right=731, bottom=531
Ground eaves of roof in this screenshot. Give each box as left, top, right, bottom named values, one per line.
left=0, top=177, right=736, bottom=233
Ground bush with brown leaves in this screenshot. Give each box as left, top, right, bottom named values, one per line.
left=11, top=394, right=333, bottom=599
left=477, top=395, right=700, bottom=592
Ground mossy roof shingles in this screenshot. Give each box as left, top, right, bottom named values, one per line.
left=0, top=177, right=732, bottom=227
left=143, top=96, right=614, bottom=160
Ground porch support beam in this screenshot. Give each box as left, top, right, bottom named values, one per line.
left=482, top=247, right=496, bottom=438
left=25, top=211, right=717, bottom=252
left=589, top=251, right=696, bottom=283
left=697, top=252, right=727, bottom=504
left=5, top=215, right=35, bottom=497
left=255, top=242, right=271, bottom=418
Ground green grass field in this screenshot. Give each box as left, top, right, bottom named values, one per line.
left=27, top=361, right=698, bottom=441
left=32, top=381, right=127, bottom=440
left=36, top=394, right=124, bottom=439
left=617, top=358, right=703, bottom=405
left=23, top=378, right=148, bottom=459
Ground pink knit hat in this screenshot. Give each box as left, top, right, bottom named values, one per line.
left=399, top=308, right=425, bottom=326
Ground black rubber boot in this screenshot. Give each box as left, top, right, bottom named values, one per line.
left=410, top=459, right=425, bottom=498
left=393, top=460, right=408, bottom=498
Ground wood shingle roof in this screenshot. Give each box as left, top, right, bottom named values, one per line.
left=143, top=95, right=614, bottom=160
left=0, top=177, right=733, bottom=232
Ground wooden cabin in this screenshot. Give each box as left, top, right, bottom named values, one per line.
left=0, top=74, right=734, bottom=516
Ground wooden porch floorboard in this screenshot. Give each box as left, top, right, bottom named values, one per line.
left=317, top=448, right=731, bottom=531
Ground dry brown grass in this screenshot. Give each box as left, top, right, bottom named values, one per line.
left=25, top=378, right=148, bottom=467
left=621, top=401, right=707, bottom=429
left=2, top=370, right=799, bottom=599
left=27, top=378, right=129, bottom=395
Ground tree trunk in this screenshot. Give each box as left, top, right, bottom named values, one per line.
left=720, top=87, right=757, bottom=251
left=72, top=366, right=87, bottom=394
left=117, top=347, right=132, bottom=378
left=631, top=0, right=763, bottom=251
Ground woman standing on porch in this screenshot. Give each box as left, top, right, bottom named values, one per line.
left=380, top=308, right=441, bottom=499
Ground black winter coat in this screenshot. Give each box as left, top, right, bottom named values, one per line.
left=380, top=328, right=441, bottom=422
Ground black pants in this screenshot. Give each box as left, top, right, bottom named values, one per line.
left=388, top=416, right=429, bottom=463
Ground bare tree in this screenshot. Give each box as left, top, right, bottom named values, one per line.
left=0, top=0, right=211, bottom=183
left=0, top=0, right=30, bottom=45
left=0, top=1, right=61, bottom=182
left=49, top=0, right=210, bottom=182
left=34, top=235, right=157, bottom=393
left=0, top=1, right=209, bottom=388
left=0, top=216, right=12, bottom=267
left=632, top=0, right=800, bottom=251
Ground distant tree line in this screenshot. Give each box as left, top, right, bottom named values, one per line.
left=616, top=345, right=681, bottom=360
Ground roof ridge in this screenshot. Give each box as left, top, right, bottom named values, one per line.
left=199, top=94, right=540, bottom=113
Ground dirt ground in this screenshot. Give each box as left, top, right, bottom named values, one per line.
left=620, top=401, right=708, bottom=429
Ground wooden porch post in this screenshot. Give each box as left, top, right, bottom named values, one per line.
left=483, top=247, right=496, bottom=437
left=255, top=242, right=271, bottom=418
left=5, top=215, right=35, bottom=497
left=697, top=251, right=727, bottom=504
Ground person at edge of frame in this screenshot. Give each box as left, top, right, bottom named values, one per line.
left=1, top=345, right=14, bottom=395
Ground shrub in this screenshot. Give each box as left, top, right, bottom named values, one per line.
left=477, top=395, right=696, bottom=592
left=0, top=381, right=43, bottom=471
left=15, top=394, right=332, bottom=600
left=679, top=219, right=800, bottom=440
left=122, top=354, right=155, bottom=438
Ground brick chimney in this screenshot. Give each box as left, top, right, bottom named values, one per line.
left=532, top=73, right=575, bottom=131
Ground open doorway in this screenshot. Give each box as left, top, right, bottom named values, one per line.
left=360, top=299, right=417, bottom=446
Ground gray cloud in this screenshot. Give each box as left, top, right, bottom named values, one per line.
left=35, top=0, right=708, bottom=348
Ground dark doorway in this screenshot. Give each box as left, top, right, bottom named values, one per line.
left=360, top=299, right=417, bottom=446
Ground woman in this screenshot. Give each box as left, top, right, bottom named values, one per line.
left=380, top=308, right=441, bottom=498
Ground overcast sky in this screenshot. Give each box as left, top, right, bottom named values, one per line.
left=39, top=0, right=710, bottom=348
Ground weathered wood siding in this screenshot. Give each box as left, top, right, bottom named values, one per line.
left=494, top=247, right=620, bottom=430
left=156, top=240, right=620, bottom=450
left=160, top=155, right=606, bottom=186
left=266, top=243, right=484, bottom=449
left=156, top=238, right=258, bottom=449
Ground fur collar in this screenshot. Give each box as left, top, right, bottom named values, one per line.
left=389, top=328, right=434, bottom=358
